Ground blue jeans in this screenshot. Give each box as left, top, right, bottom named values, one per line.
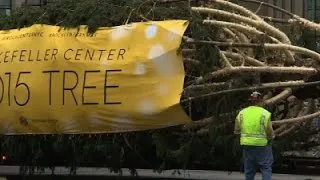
left=243, top=144, right=273, bottom=180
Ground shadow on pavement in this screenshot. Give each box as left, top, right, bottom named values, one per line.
left=4, top=176, right=195, bottom=180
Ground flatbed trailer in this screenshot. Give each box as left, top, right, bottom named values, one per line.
left=0, top=166, right=319, bottom=180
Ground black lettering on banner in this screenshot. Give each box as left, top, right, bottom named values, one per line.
left=82, top=70, right=100, bottom=105
left=107, top=49, right=115, bottom=60
left=51, top=49, right=58, bottom=60
left=5, top=72, right=11, bottom=106
left=20, top=50, right=27, bottom=62
left=117, top=49, right=126, bottom=60
left=43, top=70, right=60, bottom=105
left=64, top=49, right=73, bottom=60
left=97, top=50, right=106, bottom=61
left=75, top=49, right=83, bottom=60
left=14, top=72, right=31, bottom=106
left=4, top=51, right=9, bottom=63
left=0, top=76, right=4, bottom=103
left=36, top=50, right=42, bottom=61
left=11, top=50, right=18, bottom=62
left=85, top=50, right=94, bottom=60
left=28, top=50, right=33, bottom=61
left=44, top=49, right=50, bottom=61
left=63, top=71, right=78, bottom=105
left=104, top=69, right=121, bottom=105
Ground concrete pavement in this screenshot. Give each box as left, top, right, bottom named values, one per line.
left=0, top=166, right=320, bottom=179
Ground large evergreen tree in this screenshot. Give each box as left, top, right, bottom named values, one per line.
left=0, top=0, right=319, bottom=175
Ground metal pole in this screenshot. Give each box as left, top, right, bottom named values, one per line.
left=315, top=0, right=317, bottom=51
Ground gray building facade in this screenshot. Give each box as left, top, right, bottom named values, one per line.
left=240, top=0, right=320, bottom=23
left=0, top=0, right=316, bottom=21
left=0, top=0, right=47, bottom=15
left=240, top=0, right=304, bottom=18
left=1, top=0, right=319, bottom=48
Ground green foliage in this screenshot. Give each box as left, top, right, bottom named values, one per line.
left=0, top=0, right=310, bottom=175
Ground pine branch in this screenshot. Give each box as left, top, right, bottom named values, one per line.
left=213, top=22, right=294, bottom=64
left=222, top=27, right=239, bottom=41
left=185, top=39, right=320, bottom=61
left=181, top=80, right=320, bottom=103
left=196, top=128, right=209, bottom=136
left=156, top=0, right=190, bottom=3
left=219, top=50, right=233, bottom=67
left=184, top=58, right=201, bottom=64
left=209, top=0, right=264, bottom=21
left=208, top=66, right=316, bottom=79
left=184, top=82, right=227, bottom=91
left=181, top=49, right=196, bottom=57
left=262, top=91, right=273, bottom=101
left=181, top=116, right=213, bottom=131
left=260, top=16, right=296, bottom=24
left=230, top=29, right=254, bottom=56
left=274, top=124, right=287, bottom=134
left=181, top=111, right=241, bottom=131
left=275, top=99, right=315, bottom=136
left=285, top=98, right=303, bottom=118
left=203, top=20, right=265, bottom=37
left=263, top=88, right=292, bottom=105
left=277, top=125, right=296, bottom=137
left=222, top=51, right=265, bottom=66
left=272, top=110, right=320, bottom=125
left=213, top=0, right=300, bottom=65
left=274, top=100, right=303, bottom=134
left=191, top=6, right=291, bottom=44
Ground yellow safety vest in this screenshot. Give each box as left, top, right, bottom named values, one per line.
left=237, top=106, right=271, bottom=146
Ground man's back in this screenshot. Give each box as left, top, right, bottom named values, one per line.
left=234, top=106, right=275, bottom=142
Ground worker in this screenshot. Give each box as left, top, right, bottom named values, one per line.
left=234, top=91, right=275, bottom=180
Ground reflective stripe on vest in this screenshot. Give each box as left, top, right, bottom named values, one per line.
left=239, top=109, right=268, bottom=138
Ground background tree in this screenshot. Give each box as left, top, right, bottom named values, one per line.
left=0, top=0, right=319, bottom=175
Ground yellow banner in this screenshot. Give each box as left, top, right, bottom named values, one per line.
left=0, top=20, right=191, bottom=134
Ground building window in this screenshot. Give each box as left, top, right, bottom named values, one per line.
left=303, top=0, right=320, bottom=52
left=25, top=0, right=48, bottom=6
left=304, top=0, right=320, bottom=22
left=0, top=0, right=53, bottom=16
left=0, top=0, right=12, bottom=16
